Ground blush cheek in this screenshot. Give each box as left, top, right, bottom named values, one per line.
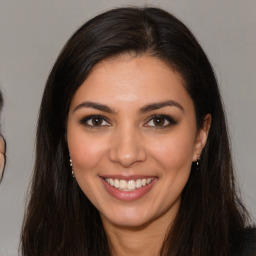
left=153, top=134, right=195, bottom=175
left=68, top=132, right=108, bottom=173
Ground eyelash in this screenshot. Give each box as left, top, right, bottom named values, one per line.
left=79, top=114, right=177, bottom=128
left=145, top=115, right=178, bottom=128
left=79, top=115, right=111, bottom=127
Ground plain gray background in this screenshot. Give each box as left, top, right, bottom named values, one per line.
left=0, top=0, right=255, bottom=255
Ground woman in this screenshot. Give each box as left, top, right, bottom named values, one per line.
left=21, top=7, right=256, bottom=256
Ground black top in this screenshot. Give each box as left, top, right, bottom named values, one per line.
left=234, top=227, right=256, bottom=256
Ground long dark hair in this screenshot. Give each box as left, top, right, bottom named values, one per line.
left=21, top=7, right=250, bottom=256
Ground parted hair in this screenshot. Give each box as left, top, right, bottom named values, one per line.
left=21, top=7, right=249, bottom=256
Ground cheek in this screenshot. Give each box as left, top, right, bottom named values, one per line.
left=152, top=130, right=196, bottom=172
left=67, top=130, right=108, bottom=201
left=67, top=129, right=108, bottom=172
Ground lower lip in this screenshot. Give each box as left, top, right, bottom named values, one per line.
left=100, top=177, right=158, bottom=201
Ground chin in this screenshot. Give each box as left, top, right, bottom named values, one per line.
left=100, top=206, right=158, bottom=229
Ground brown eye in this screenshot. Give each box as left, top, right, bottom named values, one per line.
left=145, top=115, right=177, bottom=128
left=80, top=115, right=111, bottom=127
left=91, top=117, right=104, bottom=126
left=153, top=117, right=165, bottom=126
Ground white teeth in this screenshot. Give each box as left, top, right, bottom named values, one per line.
left=119, top=180, right=127, bottom=189
left=136, top=179, right=142, bottom=188
left=146, top=178, right=152, bottom=184
left=127, top=180, right=135, bottom=190
left=109, top=179, right=114, bottom=186
left=114, top=179, right=119, bottom=188
left=105, top=178, right=153, bottom=191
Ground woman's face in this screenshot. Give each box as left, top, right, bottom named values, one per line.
left=67, top=55, right=209, bottom=229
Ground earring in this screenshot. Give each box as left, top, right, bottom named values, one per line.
left=196, top=157, right=200, bottom=171
left=69, top=158, right=75, bottom=178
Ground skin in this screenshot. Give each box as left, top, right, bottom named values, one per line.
left=67, top=55, right=211, bottom=256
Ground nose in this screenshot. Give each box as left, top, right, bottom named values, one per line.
left=108, top=126, right=147, bottom=168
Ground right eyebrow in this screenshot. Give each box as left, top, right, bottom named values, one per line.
left=139, top=100, right=184, bottom=113
left=72, top=101, right=116, bottom=114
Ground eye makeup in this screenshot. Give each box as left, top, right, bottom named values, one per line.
left=78, top=113, right=178, bottom=130
left=79, top=114, right=111, bottom=127
left=145, top=114, right=178, bottom=128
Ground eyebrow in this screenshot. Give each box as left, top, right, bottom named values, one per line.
left=73, top=101, right=116, bottom=114
left=73, top=100, right=184, bottom=114
left=139, top=100, right=184, bottom=113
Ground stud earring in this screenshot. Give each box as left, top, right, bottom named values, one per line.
left=69, top=158, right=75, bottom=178
left=196, top=157, right=200, bottom=171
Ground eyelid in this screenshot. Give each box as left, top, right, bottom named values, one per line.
left=144, top=114, right=178, bottom=127
left=79, top=114, right=111, bottom=127
left=78, top=114, right=177, bottom=128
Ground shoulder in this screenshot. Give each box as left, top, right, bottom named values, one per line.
left=233, top=227, right=256, bottom=256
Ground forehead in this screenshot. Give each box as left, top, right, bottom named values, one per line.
left=70, top=55, right=192, bottom=110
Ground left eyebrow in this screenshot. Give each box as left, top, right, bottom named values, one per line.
left=72, top=101, right=116, bottom=114
left=139, top=100, right=184, bottom=113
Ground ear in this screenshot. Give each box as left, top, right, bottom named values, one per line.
left=192, top=114, right=211, bottom=161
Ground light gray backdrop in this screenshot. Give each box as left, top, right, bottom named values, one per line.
left=0, top=1, right=255, bottom=255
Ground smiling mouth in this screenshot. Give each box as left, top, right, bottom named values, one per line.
left=104, top=177, right=153, bottom=191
